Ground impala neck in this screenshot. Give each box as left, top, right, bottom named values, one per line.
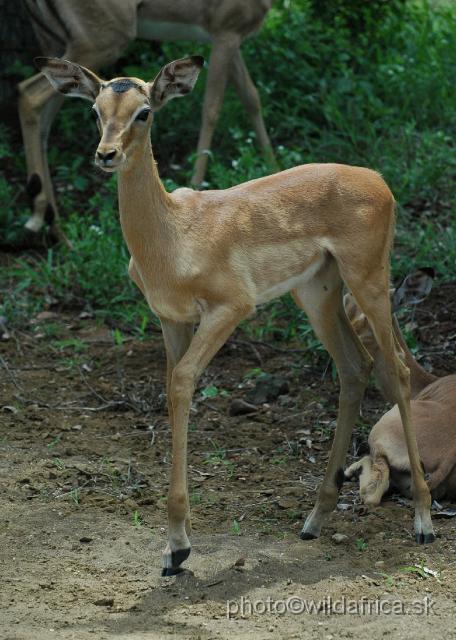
left=117, top=136, right=174, bottom=260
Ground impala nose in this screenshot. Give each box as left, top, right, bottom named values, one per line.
left=96, top=149, right=117, bottom=164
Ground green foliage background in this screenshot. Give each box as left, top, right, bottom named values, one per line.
left=1, top=0, right=455, bottom=343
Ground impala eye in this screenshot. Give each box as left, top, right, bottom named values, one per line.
left=135, top=108, right=150, bottom=122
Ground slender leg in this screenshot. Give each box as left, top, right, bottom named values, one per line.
left=292, top=257, right=373, bottom=538
left=191, top=34, right=241, bottom=186
left=161, top=302, right=252, bottom=575
left=160, top=318, right=195, bottom=438
left=229, top=49, right=277, bottom=171
left=18, top=73, right=68, bottom=243
left=341, top=273, right=434, bottom=542
left=161, top=318, right=194, bottom=546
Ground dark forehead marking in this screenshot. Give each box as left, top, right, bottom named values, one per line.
left=102, top=79, right=147, bottom=95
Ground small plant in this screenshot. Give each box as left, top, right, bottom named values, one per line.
left=377, top=572, right=395, bottom=587
left=199, top=383, right=229, bottom=401
left=135, top=312, right=150, bottom=339
left=189, top=491, right=203, bottom=506
left=400, top=564, right=440, bottom=581
left=200, top=384, right=219, bottom=399
left=70, top=488, right=80, bottom=505
left=59, top=356, right=85, bottom=370
left=47, top=434, right=63, bottom=450
left=287, top=509, right=302, bottom=521
left=203, top=440, right=236, bottom=478
left=203, top=439, right=227, bottom=465
left=355, top=537, right=368, bottom=552
left=132, top=510, right=143, bottom=528
left=231, top=519, right=242, bottom=536
left=285, top=438, right=302, bottom=458
left=52, top=338, right=88, bottom=353
left=225, top=460, right=236, bottom=479
left=243, top=367, right=264, bottom=380
left=112, top=328, right=124, bottom=346
left=41, top=323, right=62, bottom=338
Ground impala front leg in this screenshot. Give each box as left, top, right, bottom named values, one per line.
left=161, top=318, right=194, bottom=430
left=161, top=302, right=252, bottom=576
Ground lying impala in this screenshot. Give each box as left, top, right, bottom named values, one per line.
left=345, top=270, right=456, bottom=504
left=37, top=55, right=434, bottom=575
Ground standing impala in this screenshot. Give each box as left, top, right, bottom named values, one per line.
left=37, top=55, right=435, bottom=575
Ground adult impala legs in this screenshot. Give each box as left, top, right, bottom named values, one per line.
left=191, top=35, right=276, bottom=185
left=19, top=0, right=274, bottom=240
left=229, top=49, right=275, bottom=167
left=344, top=270, right=456, bottom=505
left=18, top=73, right=65, bottom=239
left=37, top=54, right=434, bottom=575
left=296, top=260, right=433, bottom=540
left=291, top=258, right=373, bottom=538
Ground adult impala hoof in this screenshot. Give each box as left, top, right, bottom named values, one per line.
left=300, top=531, right=318, bottom=540
left=161, top=547, right=191, bottom=576
left=161, top=566, right=185, bottom=577
left=415, top=532, right=436, bottom=545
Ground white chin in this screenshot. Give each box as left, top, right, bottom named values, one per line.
left=96, top=153, right=126, bottom=173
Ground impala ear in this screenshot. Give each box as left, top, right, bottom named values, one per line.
left=149, top=56, right=204, bottom=111
left=35, top=57, right=103, bottom=101
left=392, top=267, right=435, bottom=311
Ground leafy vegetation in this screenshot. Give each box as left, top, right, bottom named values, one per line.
left=0, top=0, right=455, bottom=346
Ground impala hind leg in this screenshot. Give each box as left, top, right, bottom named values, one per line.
left=160, top=303, right=252, bottom=575
left=344, top=272, right=434, bottom=543
left=292, top=258, right=373, bottom=539
left=229, top=50, right=277, bottom=171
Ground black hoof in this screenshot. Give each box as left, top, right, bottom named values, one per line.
left=161, top=566, right=184, bottom=577
left=300, top=531, right=318, bottom=540
left=161, top=547, right=191, bottom=576
left=415, top=532, right=436, bottom=544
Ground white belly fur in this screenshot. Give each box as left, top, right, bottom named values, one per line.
left=255, top=253, right=325, bottom=305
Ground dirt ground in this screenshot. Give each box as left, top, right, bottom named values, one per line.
left=1, top=276, right=456, bottom=639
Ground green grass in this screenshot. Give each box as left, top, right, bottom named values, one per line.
left=355, top=537, right=368, bottom=552
left=132, top=510, right=143, bottom=528
left=231, top=519, right=242, bottom=536
left=0, top=0, right=455, bottom=344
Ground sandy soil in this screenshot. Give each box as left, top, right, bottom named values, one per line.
left=1, top=280, right=456, bottom=639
